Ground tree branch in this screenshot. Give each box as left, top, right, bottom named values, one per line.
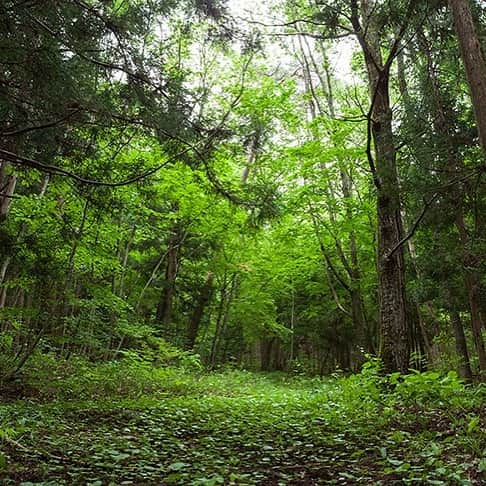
left=0, top=148, right=186, bottom=187
left=2, top=109, right=82, bottom=137
left=386, top=193, right=439, bottom=260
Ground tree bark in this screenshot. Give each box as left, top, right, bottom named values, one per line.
left=449, top=307, right=474, bottom=381
left=155, top=225, right=182, bottom=335
left=351, top=0, right=410, bottom=372
left=186, top=271, right=214, bottom=350
left=0, top=175, right=17, bottom=220
left=260, top=337, right=275, bottom=371
left=450, top=0, right=486, bottom=156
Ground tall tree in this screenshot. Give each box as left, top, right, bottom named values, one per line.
left=348, top=0, right=417, bottom=372
left=450, top=0, right=486, bottom=157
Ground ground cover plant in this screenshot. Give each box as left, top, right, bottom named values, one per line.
left=0, top=357, right=484, bottom=485
left=1, top=0, right=486, bottom=484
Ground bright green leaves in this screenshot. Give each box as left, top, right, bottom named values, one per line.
left=1, top=367, right=483, bottom=484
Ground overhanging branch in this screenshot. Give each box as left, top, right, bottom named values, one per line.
left=0, top=148, right=186, bottom=187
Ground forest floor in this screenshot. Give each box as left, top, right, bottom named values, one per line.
left=0, top=363, right=485, bottom=485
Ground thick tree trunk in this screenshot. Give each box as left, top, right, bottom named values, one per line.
left=352, top=1, right=410, bottom=372
left=260, top=337, right=274, bottom=371
left=450, top=0, right=486, bottom=156
left=186, top=271, right=214, bottom=350
left=373, top=77, right=410, bottom=372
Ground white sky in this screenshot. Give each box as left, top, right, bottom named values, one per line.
left=226, top=0, right=356, bottom=82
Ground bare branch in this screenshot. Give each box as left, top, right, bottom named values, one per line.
left=386, top=193, right=438, bottom=260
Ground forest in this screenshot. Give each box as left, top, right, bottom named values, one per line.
left=0, top=0, right=485, bottom=484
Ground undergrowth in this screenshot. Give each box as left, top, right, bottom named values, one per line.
left=0, top=354, right=484, bottom=485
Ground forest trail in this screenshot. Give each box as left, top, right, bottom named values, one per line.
left=1, top=371, right=483, bottom=485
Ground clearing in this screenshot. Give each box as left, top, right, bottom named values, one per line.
left=1, top=369, right=484, bottom=485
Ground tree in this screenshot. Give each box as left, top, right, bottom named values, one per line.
left=450, top=0, right=486, bottom=157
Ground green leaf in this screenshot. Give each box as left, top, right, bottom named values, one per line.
left=168, top=461, right=189, bottom=471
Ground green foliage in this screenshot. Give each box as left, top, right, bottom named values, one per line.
left=17, top=350, right=203, bottom=401
left=389, top=370, right=466, bottom=407
left=0, top=366, right=483, bottom=484
left=1, top=2, right=486, bottom=484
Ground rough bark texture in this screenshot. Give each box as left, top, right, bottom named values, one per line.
left=352, top=0, right=410, bottom=372
left=450, top=0, right=486, bottom=156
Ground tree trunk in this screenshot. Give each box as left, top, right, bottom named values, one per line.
left=351, top=1, right=410, bottom=372
left=449, top=307, right=474, bottom=382
left=450, top=0, right=486, bottom=156
left=455, top=215, right=486, bottom=372
left=420, top=32, right=486, bottom=374
left=208, top=279, right=227, bottom=367
left=341, top=169, right=374, bottom=354
left=297, top=36, right=372, bottom=357
left=0, top=175, right=17, bottom=220
left=186, top=271, right=214, bottom=350
left=260, top=337, right=274, bottom=371
left=155, top=225, right=181, bottom=335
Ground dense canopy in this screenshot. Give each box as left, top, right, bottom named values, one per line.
left=0, top=0, right=485, bottom=484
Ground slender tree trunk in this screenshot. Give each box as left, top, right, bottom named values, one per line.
left=298, top=36, right=372, bottom=357
left=155, top=225, right=181, bottom=336
left=289, top=282, right=295, bottom=366
left=241, top=130, right=261, bottom=183
left=0, top=174, right=49, bottom=309
left=186, top=271, right=214, bottom=350
left=136, top=250, right=168, bottom=312
left=396, top=53, right=434, bottom=364
left=0, top=175, right=17, bottom=220
left=210, top=274, right=237, bottom=367
left=209, top=283, right=227, bottom=367
left=117, top=225, right=135, bottom=298
left=448, top=306, right=474, bottom=381
left=455, top=215, right=486, bottom=372
left=341, top=169, right=373, bottom=354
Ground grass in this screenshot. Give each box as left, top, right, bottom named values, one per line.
left=0, top=357, right=485, bottom=485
